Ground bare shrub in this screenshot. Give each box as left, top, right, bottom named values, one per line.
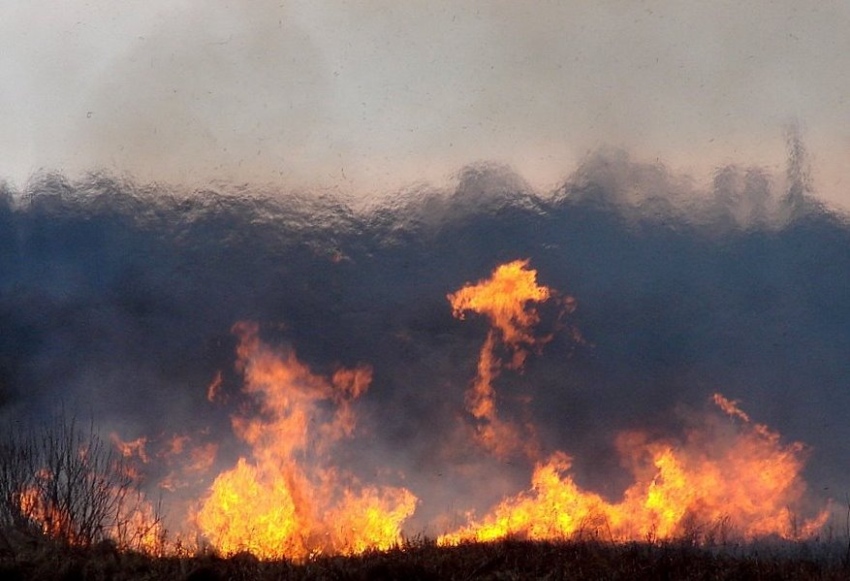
left=0, top=416, right=163, bottom=551
left=0, top=426, right=36, bottom=532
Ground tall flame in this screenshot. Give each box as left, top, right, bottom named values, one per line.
left=447, top=259, right=556, bottom=458
left=193, top=322, right=416, bottom=560
left=439, top=261, right=827, bottom=546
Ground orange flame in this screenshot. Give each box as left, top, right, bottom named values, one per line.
left=448, top=259, right=552, bottom=351
left=16, top=466, right=168, bottom=554
left=438, top=394, right=828, bottom=546
left=193, top=322, right=416, bottom=560
left=440, top=261, right=826, bottom=545
left=157, top=434, right=218, bottom=492
left=207, top=370, right=224, bottom=402
left=110, top=490, right=170, bottom=555
left=712, top=393, right=751, bottom=423
left=16, top=484, right=80, bottom=545
left=447, top=259, right=557, bottom=458
left=111, top=434, right=149, bottom=463
left=23, top=259, right=827, bottom=557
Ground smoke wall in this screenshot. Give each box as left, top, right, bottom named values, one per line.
left=1, top=147, right=848, bottom=542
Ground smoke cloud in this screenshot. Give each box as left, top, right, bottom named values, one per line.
left=1, top=141, right=848, bottom=536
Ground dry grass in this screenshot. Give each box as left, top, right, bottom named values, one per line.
left=2, top=534, right=849, bottom=581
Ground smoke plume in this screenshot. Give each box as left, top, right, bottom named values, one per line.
left=1, top=143, right=848, bottom=542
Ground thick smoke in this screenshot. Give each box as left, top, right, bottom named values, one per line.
left=1, top=143, right=848, bottom=535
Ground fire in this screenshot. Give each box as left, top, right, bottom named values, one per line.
left=17, top=482, right=80, bottom=545
left=448, top=259, right=552, bottom=350
left=207, top=370, right=224, bottom=402
left=438, top=395, right=828, bottom=545
left=111, top=490, right=169, bottom=554
left=439, top=261, right=827, bottom=545
left=447, top=259, right=559, bottom=458
left=13, top=259, right=829, bottom=558
left=193, top=322, right=416, bottom=560
left=153, top=435, right=218, bottom=493
left=16, top=459, right=168, bottom=554
left=111, top=434, right=149, bottom=463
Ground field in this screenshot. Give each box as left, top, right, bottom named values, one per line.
left=2, top=536, right=850, bottom=581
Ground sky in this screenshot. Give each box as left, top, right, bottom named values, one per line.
left=1, top=1, right=849, bottom=207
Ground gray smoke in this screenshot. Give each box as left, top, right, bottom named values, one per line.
left=0, top=142, right=847, bottom=534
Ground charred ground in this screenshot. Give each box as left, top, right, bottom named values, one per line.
left=3, top=537, right=850, bottom=581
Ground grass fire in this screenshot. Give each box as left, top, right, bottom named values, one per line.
left=1, top=151, right=850, bottom=578
left=4, top=3, right=850, bottom=576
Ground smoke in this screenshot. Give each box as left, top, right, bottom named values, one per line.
left=3, top=1, right=850, bottom=208
left=1, top=140, right=848, bottom=538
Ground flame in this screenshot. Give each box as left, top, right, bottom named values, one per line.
left=17, top=259, right=828, bottom=557
left=438, top=394, right=828, bottom=546
left=207, top=370, right=224, bottom=402
left=712, top=393, right=751, bottom=423
left=448, top=259, right=552, bottom=350
left=447, top=259, right=557, bottom=458
left=17, top=484, right=80, bottom=545
left=157, top=434, right=218, bottom=492
left=111, top=490, right=169, bottom=555
left=193, top=322, right=416, bottom=560
left=16, top=465, right=168, bottom=554
left=111, top=434, right=149, bottom=463
left=440, top=261, right=826, bottom=545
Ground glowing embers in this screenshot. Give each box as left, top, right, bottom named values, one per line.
left=193, top=322, right=416, bottom=560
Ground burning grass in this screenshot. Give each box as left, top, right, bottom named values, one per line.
left=0, top=260, right=838, bottom=574
left=2, top=535, right=850, bottom=580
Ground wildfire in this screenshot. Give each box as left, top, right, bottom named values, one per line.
left=438, top=261, right=828, bottom=546
left=207, top=370, right=224, bottom=402
left=192, top=322, right=416, bottom=560
left=111, top=434, right=149, bottom=463
left=15, top=453, right=168, bottom=554
left=447, top=259, right=562, bottom=459
left=12, top=259, right=830, bottom=559
left=17, top=482, right=79, bottom=545
left=438, top=395, right=828, bottom=545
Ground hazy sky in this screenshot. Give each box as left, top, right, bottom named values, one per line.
left=2, top=1, right=849, bottom=206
